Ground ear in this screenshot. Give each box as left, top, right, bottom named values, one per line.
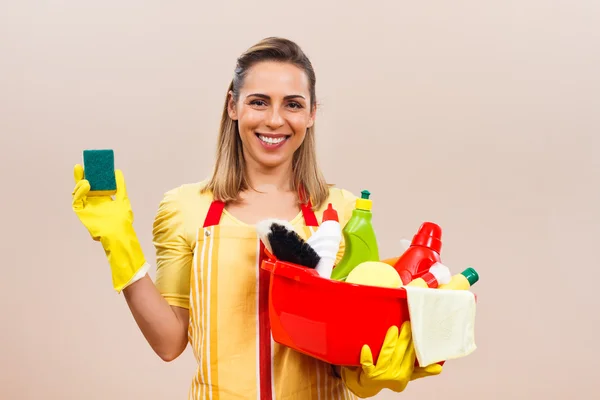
left=307, top=103, right=317, bottom=128
left=227, top=91, right=238, bottom=120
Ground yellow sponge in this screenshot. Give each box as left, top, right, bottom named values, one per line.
left=345, top=261, right=403, bottom=288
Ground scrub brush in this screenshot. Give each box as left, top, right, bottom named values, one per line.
left=256, top=219, right=295, bottom=255
left=256, top=219, right=321, bottom=270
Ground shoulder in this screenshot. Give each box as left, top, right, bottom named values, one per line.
left=313, top=186, right=358, bottom=225
left=160, top=180, right=213, bottom=208
left=324, top=186, right=357, bottom=208
left=153, top=180, right=213, bottom=226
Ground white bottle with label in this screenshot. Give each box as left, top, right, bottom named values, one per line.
left=306, top=203, right=343, bottom=279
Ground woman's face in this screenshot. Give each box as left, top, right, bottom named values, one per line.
left=228, top=61, right=315, bottom=170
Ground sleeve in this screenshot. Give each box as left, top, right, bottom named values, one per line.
left=335, top=189, right=358, bottom=265
left=152, top=187, right=193, bottom=309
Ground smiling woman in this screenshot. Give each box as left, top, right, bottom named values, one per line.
left=71, top=36, right=441, bottom=400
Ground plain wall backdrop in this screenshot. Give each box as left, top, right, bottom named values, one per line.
left=1, top=1, right=599, bottom=399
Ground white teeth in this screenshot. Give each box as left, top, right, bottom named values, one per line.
left=259, top=135, right=286, bottom=144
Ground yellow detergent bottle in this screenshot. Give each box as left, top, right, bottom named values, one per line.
left=330, top=190, right=379, bottom=281
left=438, top=267, right=479, bottom=290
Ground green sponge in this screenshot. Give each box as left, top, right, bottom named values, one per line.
left=82, top=149, right=117, bottom=196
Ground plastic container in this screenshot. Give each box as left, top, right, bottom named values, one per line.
left=261, top=255, right=409, bottom=367
left=393, top=222, right=443, bottom=285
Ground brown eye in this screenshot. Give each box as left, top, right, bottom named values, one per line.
left=250, top=99, right=267, bottom=107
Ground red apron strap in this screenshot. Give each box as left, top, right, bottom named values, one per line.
left=298, top=184, right=319, bottom=227
left=257, top=239, right=273, bottom=400
left=203, top=200, right=225, bottom=228
left=301, top=200, right=319, bottom=227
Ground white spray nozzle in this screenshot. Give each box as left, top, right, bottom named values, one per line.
left=429, top=262, right=452, bottom=285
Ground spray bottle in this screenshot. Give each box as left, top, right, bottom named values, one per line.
left=330, top=190, right=379, bottom=281
left=393, top=222, right=443, bottom=285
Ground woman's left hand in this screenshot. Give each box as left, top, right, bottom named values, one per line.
left=341, top=321, right=443, bottom=398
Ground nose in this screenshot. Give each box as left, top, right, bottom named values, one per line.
left=265, top=105, right=285, bottom=130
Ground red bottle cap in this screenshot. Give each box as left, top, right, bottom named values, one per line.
left=420, top=272, right=439, bottom=288
left=323, top=203, right=339, bottom=222
left=411, top=222, right=442, bottom=253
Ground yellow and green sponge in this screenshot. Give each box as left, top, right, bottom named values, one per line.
left=82, top=149, right=117, bottom=196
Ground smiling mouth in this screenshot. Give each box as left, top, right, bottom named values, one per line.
left=256, top=133, right=291, bottom=145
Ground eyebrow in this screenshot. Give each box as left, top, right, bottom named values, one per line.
left=246, top=93, right=306, bottom=100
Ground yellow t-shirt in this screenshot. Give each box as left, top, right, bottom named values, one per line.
left=152, top=181, right=358, bottom=309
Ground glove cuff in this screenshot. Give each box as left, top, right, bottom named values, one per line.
left=100, top=231, right=148, bottom=292
left=117, top=261, right=151, bottom=293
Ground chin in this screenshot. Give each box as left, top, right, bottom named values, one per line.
left=255, top=154, right=293, bottom=169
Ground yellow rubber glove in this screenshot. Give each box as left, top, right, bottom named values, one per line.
left=71, top=164, right=149, bottom=292
left=341, top=322, right=442, bottom=398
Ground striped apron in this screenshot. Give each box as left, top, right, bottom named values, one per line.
left=187, top=197, right=358, bottom=400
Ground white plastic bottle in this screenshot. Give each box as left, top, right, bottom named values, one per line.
left=306, top=203, right=342, bottom=279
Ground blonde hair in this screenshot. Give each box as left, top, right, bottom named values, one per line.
left=201, top=37, right=331, bottom=209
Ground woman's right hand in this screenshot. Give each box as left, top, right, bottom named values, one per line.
left=71, top=164, right=149, bottom=292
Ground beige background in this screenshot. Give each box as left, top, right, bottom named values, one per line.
left=1, top=1, right=599, bottom=399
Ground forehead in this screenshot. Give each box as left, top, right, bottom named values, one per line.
left=240, top=61, right=310, bottom=96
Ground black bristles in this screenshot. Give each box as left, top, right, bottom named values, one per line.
left=268, top=223, right=321, bottom=269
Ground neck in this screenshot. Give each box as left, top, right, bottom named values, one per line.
left=245, top=158, right=294, bottom=194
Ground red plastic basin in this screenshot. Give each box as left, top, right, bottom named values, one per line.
left=261, top=257, right=410, bottom=367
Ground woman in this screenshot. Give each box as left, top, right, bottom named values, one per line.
left=71, top=37, right=442, bottom=399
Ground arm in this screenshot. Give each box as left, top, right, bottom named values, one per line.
left=71, top=166, right=192, bottom=362
left=131, top=184, right=195, bottom=361
left=123, top=275, right=189, bottom=361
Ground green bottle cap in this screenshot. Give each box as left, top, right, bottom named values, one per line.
left=461, top=267, right=479, bottom=286
left=361, top=190, right=371, bottom=199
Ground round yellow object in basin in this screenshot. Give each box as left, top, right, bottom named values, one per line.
left=345, top=261, right=403, bottom=288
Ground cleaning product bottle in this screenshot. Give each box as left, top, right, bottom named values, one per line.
left=438, top=267, right=479, bottom=290
left=330, top=190, right=379, bottom=281
left=393, top=222, right=443, bottom=285
left=306, top=203, right=342, bottom=279
left=405, top=262, right=452, bottom=288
